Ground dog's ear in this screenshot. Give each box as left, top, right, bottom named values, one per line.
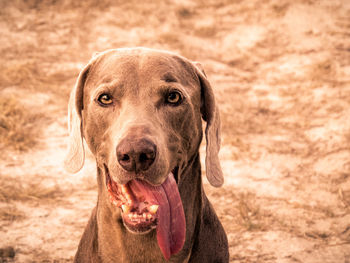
left=64, top=63, right=90, bottom=173
left=193, top=62, right=224, bottom=187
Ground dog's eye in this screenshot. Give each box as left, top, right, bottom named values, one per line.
left=98, top=94, right=113, bottom=105
left=166, top=91, right=182, bottom=105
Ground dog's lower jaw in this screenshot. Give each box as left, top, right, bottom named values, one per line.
left=103, top=165, right=186, bottom=260
left=97, top=194, right=173, bottom=263
left=94, top=155, right=204, bottom=263
left=103, top=164, right=179, bottom=235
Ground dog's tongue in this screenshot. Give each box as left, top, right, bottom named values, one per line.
left=128, top=173, right=186, bottom=260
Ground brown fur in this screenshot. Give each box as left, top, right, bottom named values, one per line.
left=64, top=48, right=228, bottom=262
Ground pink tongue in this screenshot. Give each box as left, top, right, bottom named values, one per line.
left=128, top=173, right=186, bottom=260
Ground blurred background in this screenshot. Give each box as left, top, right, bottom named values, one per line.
left=0, top=0, right=350, bottom=262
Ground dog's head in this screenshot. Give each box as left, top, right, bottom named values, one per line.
left=64, top=48, right=223, bottom=259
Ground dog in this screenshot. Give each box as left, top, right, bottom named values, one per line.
left=64, top=47, right=229, bottom=262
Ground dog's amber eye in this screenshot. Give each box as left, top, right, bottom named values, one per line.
left=98, top=94, right=113, bottom=105
left=166, top=91, right=182, bottom=105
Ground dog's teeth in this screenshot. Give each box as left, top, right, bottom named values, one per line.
left=133, top=213, right=138, bottom=219
left=128, top=214, right=133, bottom=219
left=126, top=195, right=132, bottom=202
left=120, top=185, right=133, bottom=203
left=121, top=185, right=129, bottom=195
left=147, top=213, right=152, bottom=220
left=149, top=205, right=159, bottom=214
left=143, top=213, right=147, bottom=219
left=121, top=205, right=131, bottom=213
left=124, top=193, right=132, bottom=201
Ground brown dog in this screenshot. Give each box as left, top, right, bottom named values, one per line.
left=64, top=48, right=228, bottom=262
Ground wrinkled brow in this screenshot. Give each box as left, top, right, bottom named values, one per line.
left=161, top=73, right=178, bottom=83
left=91, top=80, right=124, bottom=98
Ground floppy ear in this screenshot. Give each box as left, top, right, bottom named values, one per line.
left=64, top=63, right=90, bottom=173
left=193, top=62, right=224, bottom=187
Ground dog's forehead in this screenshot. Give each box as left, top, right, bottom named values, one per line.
left=91, top=49, right=197, bottom=86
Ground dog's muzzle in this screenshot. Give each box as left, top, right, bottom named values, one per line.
left=105, top=167, right=186, bottom=260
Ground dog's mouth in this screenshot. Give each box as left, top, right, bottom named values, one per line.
left=105, top=167, right=185, bottom=260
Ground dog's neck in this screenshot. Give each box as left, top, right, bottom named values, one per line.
left=94, top=153, right=204, bottom=262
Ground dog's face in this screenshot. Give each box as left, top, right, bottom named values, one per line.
left=82, top=50, right=202, bottom=186
left=64, top=48, right=223, bottom=260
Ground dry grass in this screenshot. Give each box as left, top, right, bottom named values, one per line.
left=0, top=61, right=74, bottom=98
left=308, top=59, right=337, bottom=84
left=0, top=175, right=61, bottom=222
left=194, top=24, right=217, bottom=38
left=0, top=205, right=25, bottom=221
left=0, top=62, right=39, bottom=88
left=0, top=97, right=44, bottom=152
left=272, top=3, right=290, bottom=17
left=0, top=175, right=71, bottom=224
left=0, top=175, right=64, bottom=203
left=0, top=0, right=116, bottom=11
left=237, top=193, right=265, bottom=231
left=206, top=186, right=272, bottom=232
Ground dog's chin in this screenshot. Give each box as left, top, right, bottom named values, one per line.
left=104, top=165, right=179, bottom=235
left=122, top=214, right=157, bottom=235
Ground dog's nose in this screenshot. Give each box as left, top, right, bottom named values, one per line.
left=116, top=138, right=156, bottom=172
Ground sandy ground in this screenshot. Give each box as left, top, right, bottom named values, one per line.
left=0, top=0, right=350, bottom=262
